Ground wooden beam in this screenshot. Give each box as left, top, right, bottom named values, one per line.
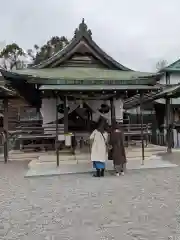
left=51, top=41, right=113, bottom=69
left=140, top=92, right=145, bottom=164
left=110, top=98, right=116, bottom=128
left=55, top=95, right=59, bottom=167
left=64, top=96, right=68, bottom=134
left=165, top=72, right=170, bottom=85
left=3, top=98, right=8, bottom=163
left=166, top=97, right=172, bottom=153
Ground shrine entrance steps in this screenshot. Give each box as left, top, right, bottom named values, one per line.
left=0, top=144, right=168, bottom=163
left=1, top=144, right=178, bottom=177
left=22, top=144, right=177, bottom=177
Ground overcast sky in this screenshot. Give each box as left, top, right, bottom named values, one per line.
left=0, top=0, right=180, bottom=71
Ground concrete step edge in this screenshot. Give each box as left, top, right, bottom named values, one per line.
left=28, top=155, right=161, bottom=169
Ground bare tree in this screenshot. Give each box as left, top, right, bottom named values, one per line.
left=156, top=60, right=168, bottom=71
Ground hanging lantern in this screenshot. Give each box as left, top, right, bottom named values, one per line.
left=99, top=103, right=110, bottom=114
left=57, top=103, right=70, bottom=114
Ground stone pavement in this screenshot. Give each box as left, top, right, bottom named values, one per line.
left=25, top=157, right=178, bottom=177
left=0, top=157, right=180, bottom=239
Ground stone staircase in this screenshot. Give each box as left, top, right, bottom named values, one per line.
left=26, top=144, right=167, bottom=169
left=1, top=148, right=76, bottom=162
left=0, top=144, right=167, bottom=164
left=0, top=151, right=40, bottom=162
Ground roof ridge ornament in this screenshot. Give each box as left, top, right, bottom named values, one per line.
left=74, top=18, right=92, bottom=39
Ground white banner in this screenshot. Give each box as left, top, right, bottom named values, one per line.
left=40, top=98, right=123, bottom=125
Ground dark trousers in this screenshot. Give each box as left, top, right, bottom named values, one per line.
left=94, top=168, right=105, bottom=177
left=114, top=163, right=125, bottom=173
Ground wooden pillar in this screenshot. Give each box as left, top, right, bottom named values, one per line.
left=3, top=98, right=8, bottom=163
left=64, top=96, right=68, bottom=134
left=110, top=98, right=116, bottom=128
left=87, top=110, right=91, bottom=133
left=140, top=92, right=145, bottom=164
left=55, top=94, right=59, bottom=167
left=136, top=107, right=139, bottom=124
left=165, top=72, right=170, bottom=85
left=166, top=97, right=172, bottom=153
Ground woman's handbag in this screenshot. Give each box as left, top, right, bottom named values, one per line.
left=100, top=132, right=112, bottom=160
left=108, top=145, right=113, bottom=160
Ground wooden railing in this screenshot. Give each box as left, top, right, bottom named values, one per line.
left=150, top=132, right=166, bottom=146
left=6, top=123, right=153, bottom=152
left=122, top=123, right=152, bottom=147
left=9, top=125, right=59, bottom=151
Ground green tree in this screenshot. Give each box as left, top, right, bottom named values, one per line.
left=0, top=43, right=25, bottom=70
left=28, top=36, right=69, bottom=65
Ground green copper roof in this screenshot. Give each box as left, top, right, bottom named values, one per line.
left=142, top=84, right=180, bottom=105
left=39, top=84, right=160, bottom=91
left=0, top=86, right=16, bottom=97
left=0, top=71, right=17, bottom=97
left=155, top=84, right=180, bottom=98
left=124, top=84, right=180, bottom=108
left=155, top=98, right=180, bottom=105
left=161, top=58, right=180, bottom=72
left=13, top=67, right=159, bottom=84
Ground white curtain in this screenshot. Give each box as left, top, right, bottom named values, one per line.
left=86, top=98, right=123, bottom=124
left=41, top=98, right=123, bottom=125
left=40, top=98, right=79, bottom=124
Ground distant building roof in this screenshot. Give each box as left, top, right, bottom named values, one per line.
left=160, top=58, right=180, bottom=73
left=124, top=84, right=180, bottom=109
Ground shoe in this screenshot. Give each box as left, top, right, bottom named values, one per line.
left=100, top=169, right=105, bottom=177
left=93, top=173, right=99, bottom=177
left=93, top=169, right=100, bottom=177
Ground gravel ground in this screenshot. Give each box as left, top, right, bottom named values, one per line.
left=0, top=160, right=180, bottom=240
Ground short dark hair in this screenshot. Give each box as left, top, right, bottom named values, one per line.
left=115, top=122, right=123, bottom=130
left=97, top=118, right=106, bottom=131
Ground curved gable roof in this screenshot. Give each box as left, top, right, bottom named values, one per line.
left=31, top=19, right=132, bottom=71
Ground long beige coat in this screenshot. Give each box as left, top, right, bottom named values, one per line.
left=90, top=130, right=108, bottom=162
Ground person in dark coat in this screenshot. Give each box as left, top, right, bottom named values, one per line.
left=109, top=123, right=126, bottom=176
